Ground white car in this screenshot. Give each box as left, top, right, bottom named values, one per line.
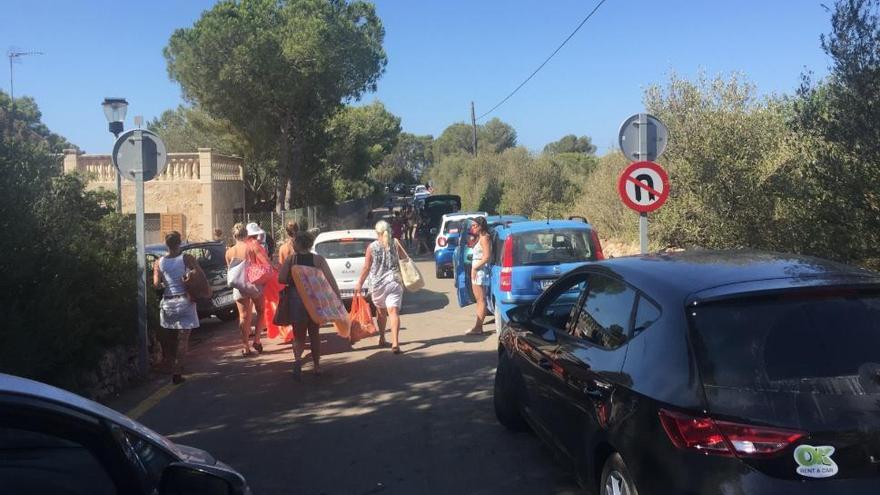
left=413, top=185, right=431, bottom=202
left=434, top=211, right=487, bottom=254
left=312, top=229, right=377, bottom=304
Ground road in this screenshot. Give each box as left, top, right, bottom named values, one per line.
left=113, top=258, right=583, bottom=495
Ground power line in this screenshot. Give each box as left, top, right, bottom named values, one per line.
left=476, top=0, right=610, bottom=121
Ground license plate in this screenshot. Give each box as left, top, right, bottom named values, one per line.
left=539, top=279, right=555, bottom=290
left=212, top=293, right=234, bottom=307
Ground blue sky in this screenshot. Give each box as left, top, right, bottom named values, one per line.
left=3, top=0, right=833, bottom=154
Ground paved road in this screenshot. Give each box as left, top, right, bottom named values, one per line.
left=115, top=259, right=583, bottom=495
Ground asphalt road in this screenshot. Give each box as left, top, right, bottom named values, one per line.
left=115, top=259, right=583, bottom=495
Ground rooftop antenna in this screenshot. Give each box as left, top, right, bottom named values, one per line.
left=7, top=48, right=44, bottom=131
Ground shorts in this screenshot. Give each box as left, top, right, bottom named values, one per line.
left=472, top=268, right=489, bottom=286
left=371, top=280, right=404, bottom=309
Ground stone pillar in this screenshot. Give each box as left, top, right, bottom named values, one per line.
left=198, top=148, right=215, bottom=240
left=62, top=149, right=80, bottom=174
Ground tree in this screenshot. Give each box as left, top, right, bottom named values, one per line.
left=480, top=118, right=517, bottom=153
left=164, top=0, right=387, bottom=211
left=543, top=134, right=596, bottom=155
left=1, top=91, right=75, bottom=153
left=325, top=101, right=401, bottom=182
left=434, top=122, right=474, bottom=157
left=372, top=132, right=434, bottom=184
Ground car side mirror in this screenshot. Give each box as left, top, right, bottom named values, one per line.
left=506, top=305, right=530, bottom=324
left=159, top=462, right=248, bottom=495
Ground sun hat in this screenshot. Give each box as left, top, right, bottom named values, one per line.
left=245, top=222, right=265, bottom=237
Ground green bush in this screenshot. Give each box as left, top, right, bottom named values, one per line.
left=0, top=136, right=138, bottom=391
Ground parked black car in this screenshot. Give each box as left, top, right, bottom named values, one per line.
left=0, top=373, right=251, bottom=494
left=495, top=250, right=880, bottom=494
left=146, top=241, right=237, bottom=321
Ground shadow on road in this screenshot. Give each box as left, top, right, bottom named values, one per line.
left=142, top=345, right=584, bottom=495
left=401, top=288, right=449, bottom=315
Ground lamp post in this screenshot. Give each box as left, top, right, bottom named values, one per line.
left=102, top=97, right=128, bottom=213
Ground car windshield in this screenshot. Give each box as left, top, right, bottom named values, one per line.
left=183, top=244, right=226, bottom=270
left=513, top=229, right=594, bottom=265
left=315, top=239, right=372, bottom=259
left=690, top=290, right=880, bottom=394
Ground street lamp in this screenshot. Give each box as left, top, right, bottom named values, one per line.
left=102, top=97, right=128, bottom=212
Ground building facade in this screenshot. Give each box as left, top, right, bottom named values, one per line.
left=63, top=148, right=245, bottom=244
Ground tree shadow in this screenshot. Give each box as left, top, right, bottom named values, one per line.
left=400, top=288, right=450, bottom=315
left=138, top=348, right=584, bottom=495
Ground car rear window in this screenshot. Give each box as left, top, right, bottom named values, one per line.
left=443, top=221, right=462, bottom=234
left=690, top=291, right=880, bottom=394
left=513, top=229, right=594, bottom=265
left=184, top=245, right=226, bottom=269
left=314, top=239, right=372, bottom=259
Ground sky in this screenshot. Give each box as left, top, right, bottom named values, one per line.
left=2, top=0, right=834, bottom=154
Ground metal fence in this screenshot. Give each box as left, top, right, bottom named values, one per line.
left=213, top=197, right=377, bottom=246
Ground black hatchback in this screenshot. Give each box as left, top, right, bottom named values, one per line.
left=495, top=250, right=880, bottom=494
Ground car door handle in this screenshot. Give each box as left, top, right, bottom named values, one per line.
left=538, top=358, right=553, bottom=370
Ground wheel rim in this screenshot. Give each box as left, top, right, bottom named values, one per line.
left=604, top=470, right=630, bottom=495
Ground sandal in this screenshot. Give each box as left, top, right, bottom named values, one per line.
left=253, top=342, right=263, bottom=354
left=465, top=328, right=484, bottom=336
left=392, top=346, right=401, bottom=354
left=241, top=349, right=253, bottom=357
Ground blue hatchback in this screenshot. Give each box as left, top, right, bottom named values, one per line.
left=454, top=217, right=604, bottom=324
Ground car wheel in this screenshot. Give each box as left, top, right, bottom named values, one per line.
left=436, top=266, right=444, bottom=279
left=600, top=453, right=639, bottom=495
left=216, top=308, right=238, bottom=322
left=494, top=351, right=529, bottom=432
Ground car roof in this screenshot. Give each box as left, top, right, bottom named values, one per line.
left=578, top=250, right=880, bottom=305
left=486, top=215, right=528, bottom=223
left=0, top=373, right=184, bottom=456
left=442, top=212, right=486, bottom=221
left=314, top=230, right=377, bottom=243
left=498, top=219, right=593, bottom=234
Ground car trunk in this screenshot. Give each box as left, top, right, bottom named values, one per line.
left=690, top=290, right=880, bottom=480
left=510, top=228, right=598, bottom=294
left=314, top=238, right=373, bottom=298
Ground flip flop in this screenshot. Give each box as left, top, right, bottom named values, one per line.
left=253, top=342, right=263, bottom=354
left=392, top=346, right=401, bottom=354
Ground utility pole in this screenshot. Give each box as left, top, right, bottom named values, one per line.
left=470, top=101, right=478, bottom=156
left=6, top=49, right=44, bottom=132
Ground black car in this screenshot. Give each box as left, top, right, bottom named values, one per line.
left=495, top=250, right=880, bottom=494
left=147, top=241, right=237, bottom=321
left=0, top=373, right=251, bottom=494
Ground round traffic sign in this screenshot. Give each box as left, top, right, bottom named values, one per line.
left=618, top=113, right=669, bottom=162
left=111, top=129, right=168, bottom=182
left=617, top=161, right=670, bottom=213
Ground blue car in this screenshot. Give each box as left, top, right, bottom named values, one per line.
left=455, top=217, right=604, bottom=325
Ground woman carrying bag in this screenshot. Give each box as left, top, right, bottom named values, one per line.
left=354, top=220, right=413, bottom=354
left=276, top=231, right=344, bottom=380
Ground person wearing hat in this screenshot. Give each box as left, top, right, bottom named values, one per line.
left=225, top=222, right=269, bottom=356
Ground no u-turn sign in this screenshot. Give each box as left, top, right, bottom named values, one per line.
left=617, top=161, right=669, bottom=213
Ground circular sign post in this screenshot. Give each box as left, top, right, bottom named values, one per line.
left=618, top=113, right=669, bottom=162
left=617, top=161, right=670, bottom=213
left=110, top=128, right=168, bottom=377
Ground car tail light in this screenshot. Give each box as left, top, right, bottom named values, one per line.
left=437, top=236, right=447, bottom=247
left=589, top=229, right=605, bottom=260
left=500, top=236, right=514, bottom=292
left=659, top=409, right=805, bottom=458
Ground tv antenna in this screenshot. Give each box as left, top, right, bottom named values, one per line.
left=8, top=48, right=44, bottom=100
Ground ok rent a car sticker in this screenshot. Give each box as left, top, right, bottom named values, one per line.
left=793, top=445, right=838, bottom=478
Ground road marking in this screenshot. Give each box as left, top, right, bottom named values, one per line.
left=126, top=372, right=212, bottom=420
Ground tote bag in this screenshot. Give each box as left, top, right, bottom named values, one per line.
left=395, top=240, right=424, bottom=292
left=227, top=259, right=260, bottom=299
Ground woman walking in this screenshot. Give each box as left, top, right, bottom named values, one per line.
left=225, top=222, right=268, bottom=356
left=152, top=231, right=204, bottom=384
left=466, top=217, right=492, bottom=336
left=277, top=221, right=299, bottom=264
left=355, top=220, right=410, bottom=353
left=278, top=231, right=341, bottom=379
